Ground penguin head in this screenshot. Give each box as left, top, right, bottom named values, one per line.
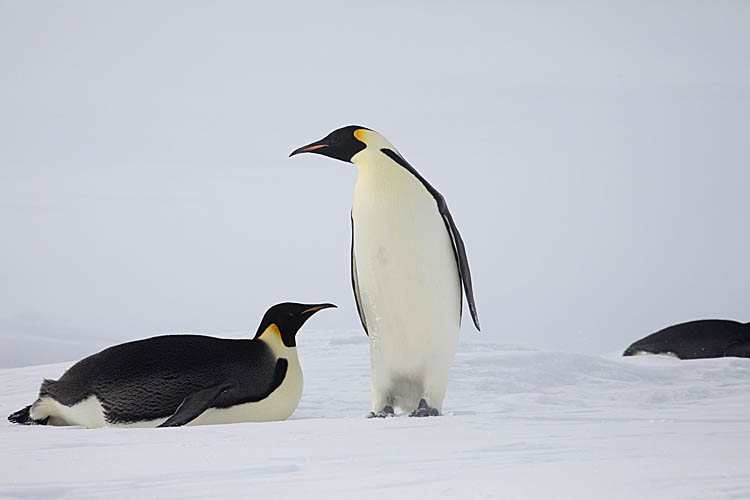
left=254, top=302, right=337, bottom=347
left=290, top=125, right=379, bottom=163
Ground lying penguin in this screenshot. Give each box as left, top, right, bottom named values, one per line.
left=623, top=319, right=750, bottom=359
left=8, top=302, right=335, bottom=428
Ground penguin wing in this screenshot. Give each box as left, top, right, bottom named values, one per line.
left=158, top=357, right=290, bottom=427
left=158, top=381, right=237, bottom=427
left=351, top=213, right=369, bottom=335
left=437, top=197, right=481, bottom=331
left=380, top=148, right=481, bottom=331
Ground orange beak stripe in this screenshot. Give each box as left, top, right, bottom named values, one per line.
left=302, top=144, right=328, bottom=152
left=300, top=305, right=325, bottom=314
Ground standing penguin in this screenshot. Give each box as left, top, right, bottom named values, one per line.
left=8, top=302, right=335, bottom=428
left=291, top=126, right=480, bottom=417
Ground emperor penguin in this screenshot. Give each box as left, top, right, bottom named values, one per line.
left=623, top=319, right=750, bottom=359
left=8, top=302, right=335, bottom=428
left=291, top=126, right=480, bottom=417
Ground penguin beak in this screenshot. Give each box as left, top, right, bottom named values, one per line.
left=289, top=139, right=329, bottom=157
left=300, top=303, right=337, bottom=315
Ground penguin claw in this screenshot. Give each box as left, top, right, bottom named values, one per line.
left=409, top=399, right=440, bottom=417
left=367, top=405, right=395, bottom=418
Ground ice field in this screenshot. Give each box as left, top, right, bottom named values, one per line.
left=2, top=330, right=748, bottom=499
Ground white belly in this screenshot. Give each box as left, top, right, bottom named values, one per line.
left=352, top=158, right=461, bottom=407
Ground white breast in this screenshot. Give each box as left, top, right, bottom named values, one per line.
left=189, top=363, right=302, bottom=425
left=189, top=327, right=303, bottom=426
left=352, top=149, right=461, bottom=379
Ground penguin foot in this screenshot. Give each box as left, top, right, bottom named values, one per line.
left=367, top=405, right=395, bottom=418
left=8, top=406, right=32, bottom=425
left=409, top=399, right=440, bottom=417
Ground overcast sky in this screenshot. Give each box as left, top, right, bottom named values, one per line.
left=1, top=1, right=749, bottom=367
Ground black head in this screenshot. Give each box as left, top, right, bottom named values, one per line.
left=289, top=125, right=371, bottom=163
left=254, top=302, right=336, bottom=347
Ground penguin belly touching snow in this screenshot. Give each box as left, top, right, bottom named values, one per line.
left=291, top=126, right=480, bottom=417
left=8, top=302, right=335, bottom=428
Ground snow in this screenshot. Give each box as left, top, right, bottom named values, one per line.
left=2, top=330, right=749, bottom=499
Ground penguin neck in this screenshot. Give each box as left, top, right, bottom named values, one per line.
left=354, top=146, right=403, bottom=181
left=352, top=147, right=428, bottom=209
left=256, top=324, right=298, bottom=361
left=351, top=130, right=398, bottom=174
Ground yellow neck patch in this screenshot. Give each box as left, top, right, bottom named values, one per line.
left=264, top=323, right=281, bottom=338
left=353, top=128, right=368, bottom=145
left=258, top=323, right=291, bottom=356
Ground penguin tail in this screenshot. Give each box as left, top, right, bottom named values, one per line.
left=8, top=405, right=34, bottom=425
left=8, top=403, right=51, bottom=425
left=7, top=378, right=59, bottom=425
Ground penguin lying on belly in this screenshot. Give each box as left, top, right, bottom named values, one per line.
left=8, top=302, right=335, bottom=428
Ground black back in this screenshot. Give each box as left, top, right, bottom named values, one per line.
left=623, top=320, right=750, bottom=359
left=39, top=335, right=283, bottom=424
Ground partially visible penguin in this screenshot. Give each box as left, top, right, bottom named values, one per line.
left=291, top=126, right=480, bottom=417
left=8, top=302, right=335, bottom=428
left=623, top=319, right=750, bottom=359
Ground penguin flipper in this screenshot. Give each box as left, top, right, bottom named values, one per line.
left=438, top=205, right=481, bottom=331
left=158, top=382, right=236, bottom=428
left=351, top=213, right=368, bottom=336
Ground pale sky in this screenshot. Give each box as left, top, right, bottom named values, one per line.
left=1, top=1, right=749, bottom=367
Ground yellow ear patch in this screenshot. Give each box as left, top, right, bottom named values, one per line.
left=258, top=323, right=281, bottom=341
left=258, top=323, right=289, bottom=356
left=267, top=323, right=281, bottom=338
left=353, top=129, right=368, bottom=144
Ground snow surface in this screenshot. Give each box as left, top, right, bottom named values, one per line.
left=1, top=330, right=749, bottom=499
